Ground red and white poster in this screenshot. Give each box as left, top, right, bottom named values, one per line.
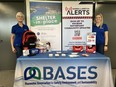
left=86, top=32, right=96, bottom=45
left=62, top=1, right=93, bottom=51
left=86, top=32, right=96, bottom=53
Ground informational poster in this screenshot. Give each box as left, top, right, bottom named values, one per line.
left=86, top=32, right=96, bottom=53
left=86, top=32, right=96, bottom=45
left=26, top=0, right=61, bottom=51
left=62, top=1, right=93, bottom=51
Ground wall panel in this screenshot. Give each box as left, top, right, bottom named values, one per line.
left=0, top=2, right=25, bottom=70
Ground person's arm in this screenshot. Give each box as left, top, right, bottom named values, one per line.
left=104, top=31, right=108, bottom=51
left=10, top=34, right=16, bottom=53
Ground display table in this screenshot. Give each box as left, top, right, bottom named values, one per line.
left=13, top=51, right=114, bottom=87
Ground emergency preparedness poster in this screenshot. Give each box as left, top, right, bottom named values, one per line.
left=62, top=1, right=93, bottom=51
left=26, top=0, right=61, bottom=51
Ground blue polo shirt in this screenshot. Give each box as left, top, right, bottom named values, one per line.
left=92, top=24, right=108, bottom=45
left=11, top=23, right=29, bottom=47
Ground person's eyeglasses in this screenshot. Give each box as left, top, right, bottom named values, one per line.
left=17, top=16, right=23, bottom=18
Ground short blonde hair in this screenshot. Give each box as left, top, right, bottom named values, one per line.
left=94, top=13, right=103, bottom=29
left=16, top=12, right=24, bottom=18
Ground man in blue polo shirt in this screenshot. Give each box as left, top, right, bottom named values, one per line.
left=10, top=12, right=29, bottom=58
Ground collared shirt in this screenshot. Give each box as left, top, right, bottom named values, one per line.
left=11, top=23, right=29, bottom=47
left=92, top=24, right=108, bottom=45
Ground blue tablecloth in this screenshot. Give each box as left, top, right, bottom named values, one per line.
left=14, top=51, right=114, bottom=87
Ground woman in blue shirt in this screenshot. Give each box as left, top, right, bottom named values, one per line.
left=93, top=13, right=108, bottom=54
left=10, top=12, right=29, bottom=58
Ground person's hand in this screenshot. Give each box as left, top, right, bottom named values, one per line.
left=104, top=46, right=108, bottom=51
left=12, top=47, right=16, bottom=53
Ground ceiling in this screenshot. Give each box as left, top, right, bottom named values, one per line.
left=0, top=0, right=24, bottom=2
left=0, top=0, right=116, bottom=2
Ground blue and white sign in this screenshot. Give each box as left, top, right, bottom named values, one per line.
left=14, top=53, right=114, bottom=87
left=26, top=0, right=62, bottom=51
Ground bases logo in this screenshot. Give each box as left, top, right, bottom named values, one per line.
left=24, top=66, right=97, bottom=80
left=24, top=67, right=41, bottom=80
